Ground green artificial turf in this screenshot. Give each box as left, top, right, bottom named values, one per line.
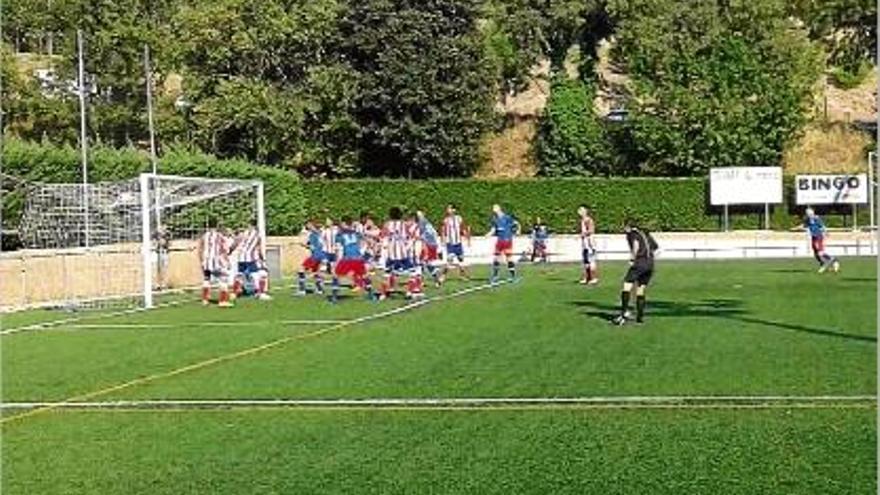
left=1, top=258, right=876, bottom=494
left=2, top=408, right=874, bottom=495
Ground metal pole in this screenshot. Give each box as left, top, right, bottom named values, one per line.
left=144, top=44, right=162, bottom=230
left=869, top=152, right=875, bottom=230
left=77, top=30, right=90, bottom=248
left=144, top=44, right=158, bottom=175
left=853, top=204, right=858, bottom=231
left=764, top=203, right=769, bottom=230
left=139, top=173, right=154, bottom=308
left=0, top=0, right=5, bottom=253
left=724, top=204, right=729, bottom=232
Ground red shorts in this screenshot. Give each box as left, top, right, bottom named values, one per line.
left=494, top=240, right=513, bottom=255
left=334, top=259, right=367, bottom=278
left=811, top=238, right=825, bottom=253
left=420, top=245, right=439, bottom=262
left=301, top=257, right=323, bottom=273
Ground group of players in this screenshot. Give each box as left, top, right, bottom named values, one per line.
left=295, top=204, right=525, bottom=303
left=197, top=201, right=840, bottom=327
left=197, top=221, right=273, bottom=307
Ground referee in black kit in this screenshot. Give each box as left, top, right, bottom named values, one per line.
left=613, top=218, right=658, bottom=326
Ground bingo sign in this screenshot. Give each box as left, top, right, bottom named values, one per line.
left=710, top=167, right=783, bottom=205
left=796, top=174, right=868, bottom=205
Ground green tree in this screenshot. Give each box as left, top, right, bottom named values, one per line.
left=610, top=0, right=822, bottom=176
left=790, top=0, right=875, bottom=87
left=173, top=0, right=359, bottom=176
left=536, top=76, right=613, bottom=176
left=342, top=0, right=495, bottom=177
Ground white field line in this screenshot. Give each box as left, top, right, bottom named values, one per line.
left=1, top=299, right=189, bottom=336
left=0, top=281, right=507, bottom=425
left=2, top=395, right=875, bottom=412
left=57, top=320, right=351, bottom=330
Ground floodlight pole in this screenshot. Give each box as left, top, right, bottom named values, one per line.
left=0, top=0, right=5, bottom=252
left=144, top=44, right=158, bottom=175
left=77, top=29, right=90, bottom=248
left=144, top=44, right=162, bottom=229
left=869, top=152, right=876, bottom=231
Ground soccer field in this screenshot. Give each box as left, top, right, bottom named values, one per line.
left=1, top=258, right=876, bottom=494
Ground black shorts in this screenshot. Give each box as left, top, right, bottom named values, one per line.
left=624, top=261, right=653, bottom=286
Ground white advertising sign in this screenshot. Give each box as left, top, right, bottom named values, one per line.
left=710, top=167, right=783, bottom=205
left=795, top=174, right=868, bottom=205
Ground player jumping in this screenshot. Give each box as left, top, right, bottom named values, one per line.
left=232, top=223, right=272, bottom=300
left=488, top=204, right=520, bottom=284
left=296, top=220, right=328, bottom=296
left=803, top=208, right=840, bottom=274
left=613, top=219, right=658, bottom=326
left=441, top=204, right=471, bottom=281
left=198, top=220, right=233, bottom=307
left=331, top=217, right=374, bottom=303
left=578, top=206, right=599, bottom=285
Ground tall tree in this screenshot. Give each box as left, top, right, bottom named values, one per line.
left=342, top=0, right=495, bottom=177
left=609, top=0, right=822, bottom=175
left=173, top=0, right=360, bottom=175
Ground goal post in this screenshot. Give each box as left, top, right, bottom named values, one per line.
left=8, top=173, right=265, bottom=312
left=138, top=173, right=266, bottom=309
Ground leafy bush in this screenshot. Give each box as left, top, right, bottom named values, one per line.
left=536, top=77, right=614, bottom=177
left=304, top=178, right=869, bottom=233
left=3, top=139, right=306, bottom=235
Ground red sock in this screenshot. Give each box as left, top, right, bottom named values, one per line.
left=258, top=278, right=267, bottom=294
left=219, top=290, right=229, bottom=303
left=584, top=267, right=592, bottom=281
left=202, top=286, right=211, bottom=302
left=413, top=276, right=424, bottom=293
left=232, top=279, right=242, bottom=295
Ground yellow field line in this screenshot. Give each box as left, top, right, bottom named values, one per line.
left=1, top=282, right=503, bottom=425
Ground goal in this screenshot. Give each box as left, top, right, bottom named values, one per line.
left=8, top=174, right=265, bottom=311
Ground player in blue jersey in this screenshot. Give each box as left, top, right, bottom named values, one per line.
left=487, top=204, right=520, bottom=283
left=803, top=208, right=840, bottom=274
left=416, top=210, right=444, bottom=287
left=332, top=216, right=373, bottom=303
left=296, top=220, right=327, bottom=296
left=530, top=216, right=550, bottom=263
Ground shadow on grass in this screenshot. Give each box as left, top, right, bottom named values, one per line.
left=571, top=299, right=876, bottom=344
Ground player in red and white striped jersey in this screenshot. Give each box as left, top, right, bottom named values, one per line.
left=232, top=224, right=271, bottom=301
left=321, top=218, right=340, bottom=273
left=578, top=205, right=599, bottom=285
left=198, top=220, right=233, bottom=307
left=379, top=207, right=423, bottom=300
left=441, top=204, right=471, bottom=280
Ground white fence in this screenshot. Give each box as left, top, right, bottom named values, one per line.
left=459, top=232, right=877, bottom=264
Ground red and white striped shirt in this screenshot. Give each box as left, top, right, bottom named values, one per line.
left=201, top=230, right=230, bottom=272
left=580, top=217, right=596, bottom=250
left=383, top=220, right=411, bottom=261
left=442, top=215, right=465, bottom=245
left=236, top=228, right=263, bottom=263
left=406, top=221, right=421, bottom=257
left=321, top=225, right=339, bottom=254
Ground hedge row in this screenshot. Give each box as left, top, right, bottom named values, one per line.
left=304, top=179, right=869, bottom=234
left=2, top=139, right=307, bottom=235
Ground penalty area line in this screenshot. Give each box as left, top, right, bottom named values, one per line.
left=0, top=280, right=510, bottom=425
left=2, top=395, right=875, bottom=412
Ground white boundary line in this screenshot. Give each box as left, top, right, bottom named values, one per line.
left=57, top=320, right=351, bottom=330
left=1, top=298, right=189, bottom=336
left=0, top=281, right=507, bottom=424
left=2, top=395, right=874, bottom=411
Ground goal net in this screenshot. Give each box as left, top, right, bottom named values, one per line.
left=7, top=174, right=265, bottom=311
